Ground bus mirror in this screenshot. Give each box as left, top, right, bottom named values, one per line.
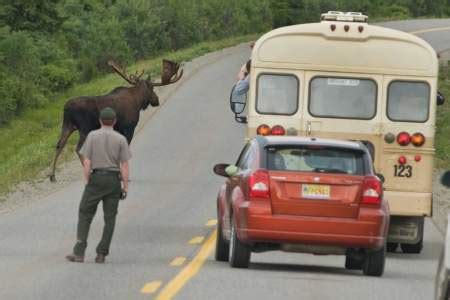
left=437, top=91, right=445, bottom=106
left=230, top=85, right=247, bottom=114
left=376, top=173, right=385, bottom=183
left=441, top=171, right=450, bottom=187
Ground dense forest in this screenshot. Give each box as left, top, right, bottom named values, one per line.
left=0, top=0, right=448, bottom=126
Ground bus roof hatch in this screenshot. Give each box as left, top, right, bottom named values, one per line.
left=321, top=11, right=368, bottom=23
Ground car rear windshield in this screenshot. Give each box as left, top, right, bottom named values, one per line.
left=266, top=146, right=366, bottom=175
left=309, top=77, right=377, bottom=119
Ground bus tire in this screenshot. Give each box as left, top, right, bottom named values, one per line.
left=387, top=242, right=398, bottom=253
left=400, top=238, right=423, bottom=254
left=345, top=254, right=363, bottom=270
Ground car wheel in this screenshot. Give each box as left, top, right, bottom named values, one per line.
left=345, top=254, right=363, bottom=270
left=387, top=242, right=398, bottom=253
left=229, top=221, right=251, bottom=268
left=363, top=246, right=386, bottom=277
left=215, top=219, right=229, bottom=262
left=400, top=238, right=423, bottom=254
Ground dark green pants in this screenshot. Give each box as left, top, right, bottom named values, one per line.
left=73, top=172, right=121, bottom=256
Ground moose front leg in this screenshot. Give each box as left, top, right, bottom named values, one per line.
left=76, top=134, right=87, bottom=165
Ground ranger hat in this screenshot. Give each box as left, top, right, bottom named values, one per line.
left=100, top=107, right=116, bottom=120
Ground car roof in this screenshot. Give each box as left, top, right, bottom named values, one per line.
left=256, top=136, right=365, bottom=151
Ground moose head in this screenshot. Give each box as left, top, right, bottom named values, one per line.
left=108, top=59, right=183, bottom=109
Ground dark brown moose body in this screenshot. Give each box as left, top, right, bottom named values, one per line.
left=49, top=60, right=183, bottom=182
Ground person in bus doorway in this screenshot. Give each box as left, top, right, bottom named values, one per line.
left=235, top=59, right=251, bottom=95
left=65, top=107, right=131, bottom=264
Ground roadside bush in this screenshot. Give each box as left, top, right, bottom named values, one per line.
left=40, top=60, right=79, bottom=92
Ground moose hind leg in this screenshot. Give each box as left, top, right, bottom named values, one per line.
left=50, top=126, right=75, bottom=182
left=124, top=126, right=135, bottom=144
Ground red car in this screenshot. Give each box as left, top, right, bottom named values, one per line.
left=214, top=136, right=389, bottom=276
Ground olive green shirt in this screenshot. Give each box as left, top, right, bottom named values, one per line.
left=80, top=127, right=131, bottom=171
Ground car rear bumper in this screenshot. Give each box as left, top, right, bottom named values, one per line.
left=236, top=202, right=389, bottom=249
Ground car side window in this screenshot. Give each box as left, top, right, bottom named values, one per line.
left=237, top=143, right=256, bottom=170
left=236, top=143, right=250, bottom=168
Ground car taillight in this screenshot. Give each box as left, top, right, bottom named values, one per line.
left=362, top=176, right=382, bottom=206
left=249, top=169, right=270, bottom=199
left=397, top=132, right=410, bottom=146
left=271, top=125, right=286, bottom=136
left=257, top=124, right=271, bottom=136
left=411, top=132, right=425, bottom=147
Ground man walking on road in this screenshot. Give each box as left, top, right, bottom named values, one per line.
left=66, top=107, right=131, bottom=264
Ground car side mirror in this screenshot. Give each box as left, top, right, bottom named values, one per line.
left=441, top=171, right=450, bottom=187
left=438, top=91, right=445, bottom=106
left=213, top=164, right=230, bottom=177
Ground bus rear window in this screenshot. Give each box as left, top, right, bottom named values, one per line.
left=309, top=77, right=377, bottom=119
left=256, top=74, right=298, bottom=115
left=387, top=81, right=430, bottom=122
left=266, top=146, right=365, bottom=175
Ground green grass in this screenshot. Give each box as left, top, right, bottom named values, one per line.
left=0, top=34, right=258, bottom=196
left=435, top=63, right=450, bottom=168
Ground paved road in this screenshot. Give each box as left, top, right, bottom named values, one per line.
left=0, top=19, right=449, bottom=300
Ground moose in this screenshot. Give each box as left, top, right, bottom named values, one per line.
left=49, top=59, right=183, bottom=182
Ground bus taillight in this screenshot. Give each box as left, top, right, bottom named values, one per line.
left=411, top=133, right=425, bottom=147
left=257, top=124, right=271, bottom=136
left=271, top=125, right=286, bottom=136
left=398, top=156, right=407, bottom=165
left=397, top=132, right=411, bottom=146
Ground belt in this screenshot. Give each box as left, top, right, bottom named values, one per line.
left=92, top=169, right=120, bottom=175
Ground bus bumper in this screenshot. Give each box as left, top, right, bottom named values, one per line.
left=385, top=191, right=432, bottom=216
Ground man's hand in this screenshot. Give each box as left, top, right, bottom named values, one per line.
left=83, top=158, right=91, bottom=185
left=120, top=160, right=129, bottom=200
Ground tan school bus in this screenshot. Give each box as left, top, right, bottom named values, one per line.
left=230, top=12, right=445, bottom=253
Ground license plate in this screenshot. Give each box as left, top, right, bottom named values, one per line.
left=302, top=184, right=330, bottom=199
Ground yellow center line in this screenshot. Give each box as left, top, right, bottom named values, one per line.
left=156, top=229, right=217, bottom=300
left=170, top=257, right=187, bottom=267
left=188, top=236, right=205, bottom=245
left=141, top=281, right=163, bottom=294
left=205, top=219, right=217, bottom=227
left=409, top=26, right=450, bottom=35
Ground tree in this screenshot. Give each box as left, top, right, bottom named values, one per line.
left=0, top=0, right=64, bottom=33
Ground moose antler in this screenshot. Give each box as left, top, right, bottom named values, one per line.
left=152, top=59, right=184, bottom=87
left=108, top=61, right=145, bottom=85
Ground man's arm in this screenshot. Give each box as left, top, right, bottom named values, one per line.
left=234, top=76, right=250, bottom=95
left=120, top=160, right=129, bottom=192
left=83, top=158, right=91, bottom=185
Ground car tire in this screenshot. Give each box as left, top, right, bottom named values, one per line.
left=363, top=246, right=386, bottom=277
left=387, top=242, right=398, bottom=253
left=345, top=254, right=363, bottom=270
left=229, top=221, right=251, bottom=268
left=215, top=220, right=229, bottom=262
left=400, top=238, right=423, bottom=254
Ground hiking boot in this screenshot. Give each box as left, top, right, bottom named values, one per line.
left=65, top=254, right=84, bottom=263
